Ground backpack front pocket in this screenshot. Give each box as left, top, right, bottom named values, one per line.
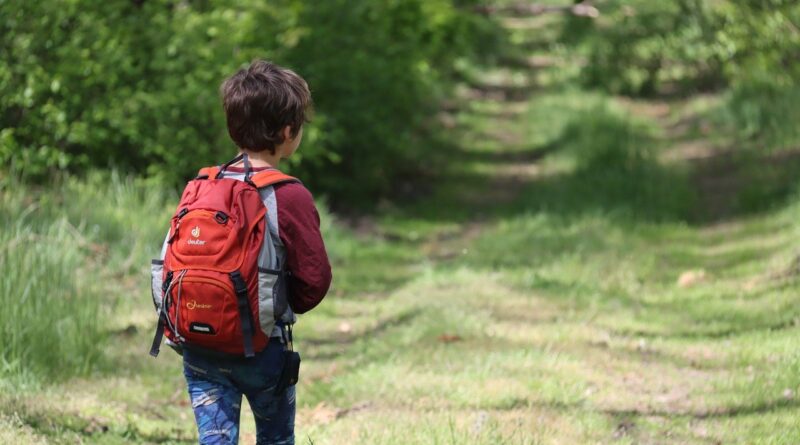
left=171, top=273, right=237, bottom=347
left=169, top=210, right=242, bottom=272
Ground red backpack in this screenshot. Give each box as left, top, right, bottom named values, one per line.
left=149, top=154, right=297, bottom=358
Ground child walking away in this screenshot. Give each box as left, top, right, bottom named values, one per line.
left=149, top=60, right=332, bottom=445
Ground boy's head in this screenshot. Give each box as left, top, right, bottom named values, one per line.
left=221, top=60, right=311, bottom=156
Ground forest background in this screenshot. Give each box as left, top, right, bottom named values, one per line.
left=2, top=0, right=800, bottom=443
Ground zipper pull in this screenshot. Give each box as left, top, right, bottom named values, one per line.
left=167, top=223, right=180, bottom=244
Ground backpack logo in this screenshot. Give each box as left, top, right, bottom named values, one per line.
left=186, top=300, right=212, bottom=310
left=187, top=226, right=206, bottom=246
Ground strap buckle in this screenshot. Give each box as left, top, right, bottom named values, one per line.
left=230, top=271, right=247, bottom=295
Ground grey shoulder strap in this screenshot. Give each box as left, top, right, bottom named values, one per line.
left=159, top=229, right=169, bottom=260
left=257, top=185, right=283, bottom=270
left=257, top=184, right=296, bottom=325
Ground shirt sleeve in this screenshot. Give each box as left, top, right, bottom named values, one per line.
left=275, top=182, right=332, bottom=314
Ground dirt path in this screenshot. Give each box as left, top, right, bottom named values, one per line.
left=408, top=14, right=784, bottom=443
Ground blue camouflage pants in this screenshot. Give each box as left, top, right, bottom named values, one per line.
left=182, top=339, right=296, bottom=445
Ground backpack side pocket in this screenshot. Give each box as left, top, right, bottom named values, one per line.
left=258, top=267, right=287, bottom=336
left=151, top=259, right=164, bottom=313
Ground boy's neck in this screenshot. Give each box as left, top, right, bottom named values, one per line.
left=238, top=148, right=281, bottom=168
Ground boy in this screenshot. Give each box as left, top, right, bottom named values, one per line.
left=171, top=60, right=331, bottom=445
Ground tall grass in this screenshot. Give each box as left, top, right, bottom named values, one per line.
left=0, top=216, right=103, bottom=383
left=0, top=172, right=174, bottom=385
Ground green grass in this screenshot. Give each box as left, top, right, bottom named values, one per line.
left=0, top=215, right=103, bottom=385
left=291, top=195, right=800, bottom=444
left=6, top=96, right=800, bottom=444
left=4, top=19, right=800, bottom=445
left=294, top=85, right=800, bottom=444
left=0, top=172, right=175, bottom=386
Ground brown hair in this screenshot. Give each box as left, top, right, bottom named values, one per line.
left=221, top=60, right=311, bottom=153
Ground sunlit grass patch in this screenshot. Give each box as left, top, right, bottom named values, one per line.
left=703, top=410, right=800, bottom=445
left=0, top=414, right=45, bottom=444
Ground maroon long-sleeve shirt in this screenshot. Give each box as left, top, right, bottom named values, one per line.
left=228, top=166, right=332, bottom=313
left=273, top=180, right=332, bottom=313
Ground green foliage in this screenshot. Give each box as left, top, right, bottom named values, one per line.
left=709, top=0, right=800, bottom=149
left=566, top=0, right=800, bottom=96
left=285, top=0, right=497, bottom=200
left=556, top=0, right=800, bottom=155
left=713, top=0, right=800, bottom=84
left=0, top=0, right=503, bottom=205
left=0, top=0, right=263, bottom=179
left=720, top=80, right=800, bottom=150
left=566, top=0, right=724, bottom=95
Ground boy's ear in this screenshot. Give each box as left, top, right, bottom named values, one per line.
left=283, top=125, right=294, bottom=142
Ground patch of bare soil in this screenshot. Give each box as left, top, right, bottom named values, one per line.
left=660, top=140, right=720, bottom=163
left=617, top=98, right=673, bottom=121
left=296, top=401, right=374, bottom=428
left=423, top=222, right=485, bottom=261
left=688, top=146, right=800, bottom=223
left=689, top=149, right=742, bottom=222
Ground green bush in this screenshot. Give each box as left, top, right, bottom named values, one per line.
left=565, top=0, right=800, bottom=96
left=0, top=0, right=503, bottom=206
left=286, top=0, right=490, bottom=200
left=720, top=80, right=800, bottom=150
left=565, top=0, right=723, bottom=96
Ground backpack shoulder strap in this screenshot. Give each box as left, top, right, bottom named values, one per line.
left=196, top=166, right=221, bottom=179
left=250, top=170, right=299, bottom=188
left=196, top=164, right=298, bottom=187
